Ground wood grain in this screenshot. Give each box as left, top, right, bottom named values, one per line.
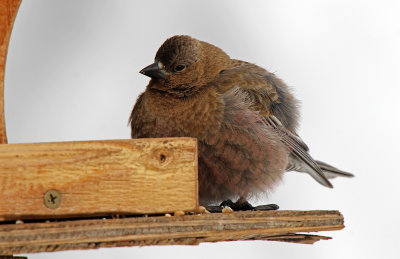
left=0, top=210, right=344, bottom=254
left=0, top=138, right=198, bottom=220
left=0, top=0, right=21, bottom=144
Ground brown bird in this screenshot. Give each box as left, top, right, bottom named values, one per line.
left=130, top=35, right=353, bottom=210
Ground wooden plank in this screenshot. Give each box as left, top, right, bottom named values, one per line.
left=0, top=210, right=344, bottom=254
left=0, top=0, right=22, bottom=144
left=0, top=138, right=198, bottom=220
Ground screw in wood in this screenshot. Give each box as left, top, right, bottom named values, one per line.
left=43, top=190, right=62, bottom=209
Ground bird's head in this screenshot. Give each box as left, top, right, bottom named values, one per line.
left=140, top=35, right=230, bottom=95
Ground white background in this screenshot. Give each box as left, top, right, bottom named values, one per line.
left=4, top=0, right=400, bottom=258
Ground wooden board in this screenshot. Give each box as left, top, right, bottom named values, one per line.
left=0, top=210, right=344, bottom=254
left=0, top=138, right=198, bottom=220
left=0, top=0, right=22, bottom=144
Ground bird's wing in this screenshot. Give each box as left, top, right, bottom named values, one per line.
left=217, top=61, right=300, bottom=132
left=216, top=64, right=334, bottom=187
left=263, top=115, right=333, bottom=188
left=217, top=62, right=279, bottom=104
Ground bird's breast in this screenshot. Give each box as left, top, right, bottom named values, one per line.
left=143, top=88, right=224, bottom=139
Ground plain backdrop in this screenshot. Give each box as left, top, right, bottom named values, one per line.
left=4, top=0, right=400, bottom=258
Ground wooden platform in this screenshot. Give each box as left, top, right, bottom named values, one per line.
left=0, top=210, right=344, bottom=254
left=0, top=138, right=198, bottom=221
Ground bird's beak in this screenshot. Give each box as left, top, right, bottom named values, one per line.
left=139, top=62, right=166, bottom=79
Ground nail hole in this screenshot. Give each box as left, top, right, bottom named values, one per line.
left=160, top=154, right=166, bottom=162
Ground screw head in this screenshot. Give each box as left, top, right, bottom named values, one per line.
left=43, top=190, right=62, bottom=209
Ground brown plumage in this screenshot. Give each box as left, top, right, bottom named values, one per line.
left=130, top=35, right=353, bottom=206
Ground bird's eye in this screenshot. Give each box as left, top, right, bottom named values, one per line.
left=175, top=64, right=186, bottom=72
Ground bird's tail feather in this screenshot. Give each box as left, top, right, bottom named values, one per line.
left=287, top=156, right=353, bottom=186
left=287, top=155, right=332, bottom=187
left=315, top=160, right=354, bottom=179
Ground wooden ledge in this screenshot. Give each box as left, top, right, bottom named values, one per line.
left=0, top=210, right=344, bottom=254
left=0, top=138, right=198, bottom=220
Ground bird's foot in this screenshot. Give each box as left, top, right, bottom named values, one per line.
left=205, top=199, right=279, bottom=213
left=221, top=199, right=254, bottom=211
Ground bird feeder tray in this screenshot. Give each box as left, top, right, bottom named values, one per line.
left=0, top=0, right=345, bottom=257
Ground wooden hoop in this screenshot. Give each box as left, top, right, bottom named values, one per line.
left=0, top=0, right=22, bottom=144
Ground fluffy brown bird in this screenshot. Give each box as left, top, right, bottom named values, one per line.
left=130, top=35, right=352, bottom=209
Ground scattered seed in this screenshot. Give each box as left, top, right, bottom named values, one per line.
left=174, top=210, right=185, bottom=216
left=222, top=207, right=233, bottom=213
left=197, top=206, right=206, bottom=214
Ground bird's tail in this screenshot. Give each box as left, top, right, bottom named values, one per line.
left=315, top=160, right=354, bottom=179
left=287, top=156, right=353, bottom=187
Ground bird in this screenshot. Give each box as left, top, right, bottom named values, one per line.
left=130, top=35, right=353, bottom=211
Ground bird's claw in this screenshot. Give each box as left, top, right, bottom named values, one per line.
left=205, top=205, right=224, bottom=213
